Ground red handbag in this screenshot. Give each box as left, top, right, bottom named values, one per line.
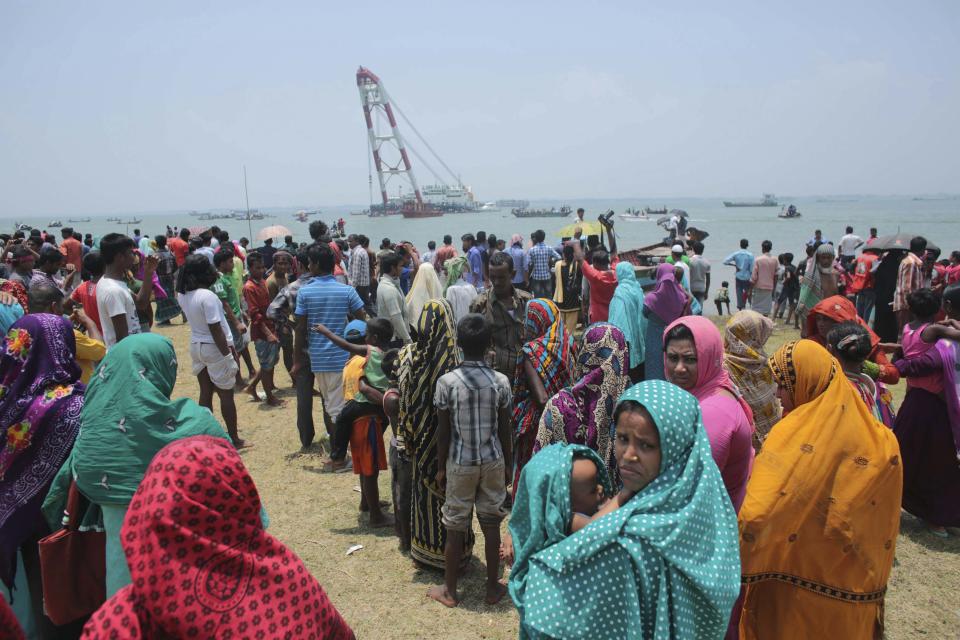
left=37, top=481, right=106, bottom=625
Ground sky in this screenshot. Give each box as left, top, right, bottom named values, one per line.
left=1, top=1, right=958, bottom=216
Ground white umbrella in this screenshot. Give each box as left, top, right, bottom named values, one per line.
left=255, top=225, right=292, bottom=241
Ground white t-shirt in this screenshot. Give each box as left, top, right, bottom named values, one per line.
left=178, top=288, right=233, bottom=346
left=96, top=276, right=141, bottom=348
left=839, top=233, right=863, bottom=257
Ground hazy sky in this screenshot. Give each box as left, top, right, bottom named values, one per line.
left=2, top=1, right=958, bottom=216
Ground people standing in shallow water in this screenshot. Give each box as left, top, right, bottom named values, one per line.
left=80, top=436, right=354, bottom=640
left=889, top=286, right=960, bottom=535
left=509, top=381, right=741, bottom=640
left=738, top=340, right=901, bottom=640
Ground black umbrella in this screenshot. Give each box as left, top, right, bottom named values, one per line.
left=872, top=233, right=939, bottom=253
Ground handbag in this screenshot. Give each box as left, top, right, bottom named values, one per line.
left=37, top=480, right=106, bottom=625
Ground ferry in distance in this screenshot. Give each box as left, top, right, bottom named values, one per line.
left=723, top=193, right=779, bottom=207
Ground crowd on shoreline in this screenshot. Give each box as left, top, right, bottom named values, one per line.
left=1, top=214, right=959, bottom=639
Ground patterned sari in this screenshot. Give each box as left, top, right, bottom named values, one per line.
left=723, top=310, right=782, bottom=449
left=512, top=299, right=574, bottom=493
left=738, top=340, right=902, bottom=639
left=534, top=323, right=627, bottom=484
left=80, top=436, right=353, bottom=640
left=396, top=299, right=473, bottom=569
left=0, top=314, right=84, bottom=591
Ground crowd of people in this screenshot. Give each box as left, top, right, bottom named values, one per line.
left=1, top=216, right=958, bottom=639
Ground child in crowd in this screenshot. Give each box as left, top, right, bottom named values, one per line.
left=212, top=249, right=250, bottom=387
left=243, top=253, right=283, bottom=407
left=380, top=349, right=412, bottom=550
left=315, top=318, right=395, bottom=476
left=569, top=454, right=607, bottom=533
left=714, top=281, right=731, bottom=316
left=773, top=253, right=800, bottom=328
left=428, top=314, right=513, bottom=608
left=176, top=254, right=244, bottom=447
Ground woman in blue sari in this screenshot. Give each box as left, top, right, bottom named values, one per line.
left=608, top=262, right=646, bottom=381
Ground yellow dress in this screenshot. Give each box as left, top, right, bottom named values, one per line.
left=738, top=340, right=902, bottom=639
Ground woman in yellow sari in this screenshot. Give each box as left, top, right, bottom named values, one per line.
left=738, top=340, right=902, bottom=639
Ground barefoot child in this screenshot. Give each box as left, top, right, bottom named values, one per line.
left=243, top=252, right=283, bottom=406
left=428, top=314, right=513, bottom=608
left=380, top=349, right=413, bottom=551
left=176, top=254, right=244, bottom=447
left=715, top=281, right=731, bottom=316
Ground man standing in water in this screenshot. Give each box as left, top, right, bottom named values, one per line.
left=470, top=252, right=532, bottom=381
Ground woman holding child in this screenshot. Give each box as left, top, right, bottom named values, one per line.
left=509, top=380, right=741, bottom=639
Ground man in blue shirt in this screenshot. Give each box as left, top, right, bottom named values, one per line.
left=527, top=229, right=561, bottom=299
left=507, top=234, right=529, bottom=291
left=723, top=238, right=755, bottom=311
left=462, top=233, right=484, bottom=291
left=293, top=243, right=365, bottom=441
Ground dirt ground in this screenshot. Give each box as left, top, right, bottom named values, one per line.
left=155, top=317, right=959, bottom=639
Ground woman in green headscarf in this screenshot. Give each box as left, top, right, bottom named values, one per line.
left=43, top=333, right=228, bottom=596
left=443, top=256, right=477, bottom=323
left=608, top=262, right=647, bottom=381
left=509, top=380, right=741, bottom=639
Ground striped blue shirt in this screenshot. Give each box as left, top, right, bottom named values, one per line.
left=294, top=275, right=364, bottom=372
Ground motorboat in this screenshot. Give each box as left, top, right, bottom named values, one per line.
left=619, top=208, right=651, bottom=222
left=777, top=205, right=802, bottom=219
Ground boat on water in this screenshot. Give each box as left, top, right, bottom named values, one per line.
left=48, top=221, right=63, bottom=228
left=350, top=210, right=368, bottom=216
left=121, top=218, right=142, bottom=225
left=619, top=208, right=652, bottom=222
left=231, top=209, right=266, bottom=221
left=401, top=201, right=443, bottom=219
left=723, top=193, right=779, bottom=207
left=14, top=223, right=32, bottom=231
left=512, top=206, right=572, bottom=218
left=479, top=202, right=500, bottom=212
left=778, top=205, right=802, bottom=219
left=106, top=216, right=121, bottom=222
left=67, top=217, right=91, bottom=223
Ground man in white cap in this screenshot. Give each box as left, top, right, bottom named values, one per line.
left=666, top=244, right=691, bottom=287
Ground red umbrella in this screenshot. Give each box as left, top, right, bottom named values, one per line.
left=187, top=225, right=209, bottom=236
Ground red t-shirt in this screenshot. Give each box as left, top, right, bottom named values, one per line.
left=848, top=253, right=878, bottom=295
left=59, top=237, right=83, bottom=272
left=69, top=280, right=103, bottom=335
left=242, top=278, right=275, bottom=341
left=582, top=258, right=619, bottom=323
left=168, top=237, right=190, bottom=266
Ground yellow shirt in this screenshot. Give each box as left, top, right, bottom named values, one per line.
left=74, top=329, right=107, bottom=384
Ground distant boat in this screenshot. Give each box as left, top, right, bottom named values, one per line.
left=723, top=193, right=779, bottom=207
left=106, top=216, right=121, bottom=222
left=511, top=206, right=571, bottom=218
left=48, top=220, right=63, bottom=228
left=121, top=218, right=142, bottom=225
left=67, top=217, right=91, bottom=223
left=401, top=201, right=443, bottom=219
left=496, top=199, right=529, bottom=209
left=479, top=202, right=500, bottom=212
left=619, top=208, right=652, bottom=222
left=778, top=205, right=801, bottom=219
left=350, top=210, right=368, bottom=216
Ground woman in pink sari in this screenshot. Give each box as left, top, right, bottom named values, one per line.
left=662, top=316, right=755, bottom=511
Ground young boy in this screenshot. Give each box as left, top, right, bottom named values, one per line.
left=212, top=249, right=255, bottom=383
left=243, top=252, right=283, bottom=406
left=379, top=349, right=411, bottom=550
left=313, top=318, right=395, bottom=527
left=428, top=313, right=513, bottom=608
left=314, top=318, right=394, bottom=471
left=714, top=281, right=731, bottom=316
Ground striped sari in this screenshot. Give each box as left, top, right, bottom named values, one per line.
left=396, top=299, right=473, bottom=569
left=512, top=299, right=574, bottom=494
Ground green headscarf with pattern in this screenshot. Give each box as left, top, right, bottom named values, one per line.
left=44, top=333, right=228, bottom=514
left=509, top=380, right=741, bottom=639
left=443, top=255, right=468, bottom=292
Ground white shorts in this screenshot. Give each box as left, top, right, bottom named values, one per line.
left=315, top=371, right=345, bottom=422
left=190, top=342, right=239, bottom=391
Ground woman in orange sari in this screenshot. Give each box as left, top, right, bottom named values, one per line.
left=738, top=340, right=902, bottom=639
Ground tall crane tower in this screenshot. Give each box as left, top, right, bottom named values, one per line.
left=356, top=66, right=423, bottom=209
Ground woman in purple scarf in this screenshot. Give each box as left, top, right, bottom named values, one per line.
left=0, top=314, right=84, bottom=635
left=533, top=323, right=629, bottom=484
left=643, top=263, right=691, bottom=380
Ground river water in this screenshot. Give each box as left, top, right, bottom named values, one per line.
left=4, top=195, right=958, bottom=267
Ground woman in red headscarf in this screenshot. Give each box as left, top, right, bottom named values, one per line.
left=81, top=436, right=353, bottom=640
left=803, top=295, right=900, bottom=385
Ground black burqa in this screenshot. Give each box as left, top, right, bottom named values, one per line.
left=873, top=251, right=905, bottom=342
